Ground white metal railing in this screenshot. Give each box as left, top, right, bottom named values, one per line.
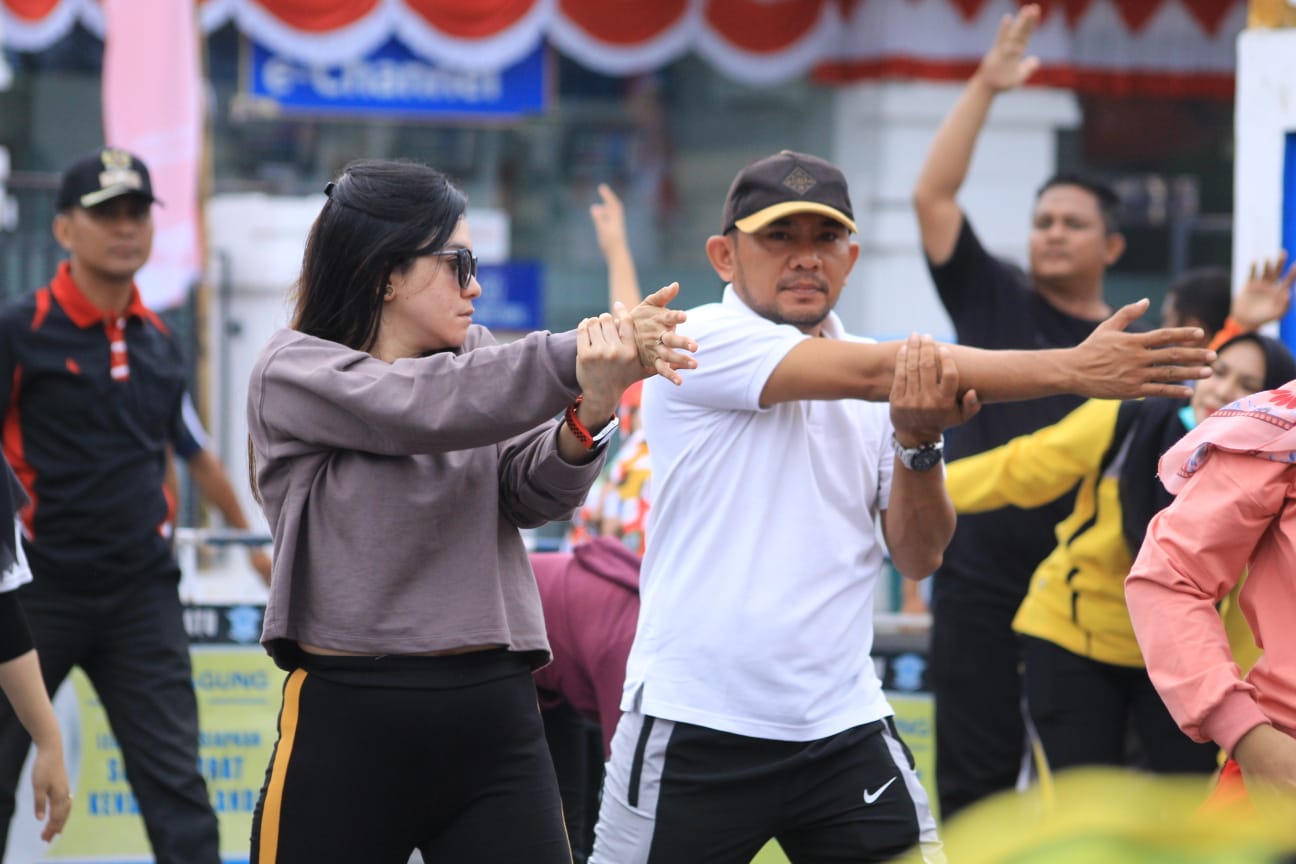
left=173, top=527, right=272, bottom=603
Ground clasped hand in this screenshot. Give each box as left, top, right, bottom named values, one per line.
left=575, top=282, right=698, bottom=420
left=889, top=334, right=980, bottom=447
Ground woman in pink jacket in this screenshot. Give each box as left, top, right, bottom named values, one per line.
left=1127, top=383, right=1296, bottom=808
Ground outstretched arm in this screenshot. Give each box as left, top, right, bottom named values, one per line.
left=946, top=398, right=1118, bottom=513
left=912, top=4, right=1041, bottom=265
left=761, top=299, right=1211, bottom=407
left=591, top=183, right=643, bottom=309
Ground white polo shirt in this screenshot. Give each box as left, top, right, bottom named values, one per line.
left=622, top=285, right=895, bottom=741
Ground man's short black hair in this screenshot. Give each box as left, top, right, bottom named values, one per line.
left=1036, top=172, right=1122, bottom=234
left=1166, top=267, right=1231, bottom=339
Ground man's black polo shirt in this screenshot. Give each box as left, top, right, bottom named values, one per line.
left=0, top=261, right=187, bottom=588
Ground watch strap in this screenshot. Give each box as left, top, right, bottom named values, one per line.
left=565, top=396, right=618, bottom=451
left=892, top=433, right=944, bottom=471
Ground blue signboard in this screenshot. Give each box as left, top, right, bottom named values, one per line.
left=246, top=39, right=547, bottom=117
left=474, top=261, right=543, bottom=332
left=1282, top=131, right=1296, bottom=349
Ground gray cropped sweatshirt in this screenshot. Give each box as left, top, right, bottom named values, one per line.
left=247, top=326, right=604, bottom=668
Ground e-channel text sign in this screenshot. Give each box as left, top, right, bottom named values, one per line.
left=247, top=38, right=547, bottom=118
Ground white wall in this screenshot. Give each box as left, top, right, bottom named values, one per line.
left=198, top=193, right=320, bottom=602
left=829, top=80, right=1080, bottom=342
left=1233, top=29, right=1296, bottom=298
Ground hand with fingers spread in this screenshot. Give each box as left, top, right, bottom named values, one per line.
left=975, top=4, right=1041, bottom=94
left=625, top=282, right=699, bottom=385
left=1067, top=299, right=1215, bottom=399
left=889, top=334, right=981, bottom=447
left=1233, top=252, right=1295, bottom=331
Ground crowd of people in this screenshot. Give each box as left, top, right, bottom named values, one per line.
left=0, top=4, right=1292, bottom=862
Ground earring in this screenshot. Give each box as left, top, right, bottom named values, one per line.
left=384, top=283, right=395, bottom=299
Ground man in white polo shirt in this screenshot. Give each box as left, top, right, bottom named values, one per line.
left=588, top=150, right=1216, bottom=864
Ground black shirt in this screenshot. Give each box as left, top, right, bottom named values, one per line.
left=928, top=216, right=1130, bottom=603
left=0, top=262, right=187, bottom=589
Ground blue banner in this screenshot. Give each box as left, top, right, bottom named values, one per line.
left=474, top=261, right=544, bottom=332
left=1282, top=131, right=1296, bottom=349
left=246, top=39, right=547, bottom=118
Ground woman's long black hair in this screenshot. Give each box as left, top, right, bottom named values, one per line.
left=292, top=159, right=468, bottom=352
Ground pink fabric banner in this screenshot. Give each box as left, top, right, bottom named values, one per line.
left=101, top=0, right=203, bottom=310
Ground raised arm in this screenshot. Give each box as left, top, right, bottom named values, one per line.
left=761, top=299, right=1211, bottom=407
left=912, top=4, right=1041, bottom=264
left=1209, top=252, right=1296, bottom=350
left=591, top=183, right=643, bottom=309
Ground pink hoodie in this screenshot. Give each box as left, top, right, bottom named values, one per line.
left=1126, top=387, right=1296, bottom=754
left=531, top=537, right=641, bottom=756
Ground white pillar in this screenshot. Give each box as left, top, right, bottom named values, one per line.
left=1233, top=28, right=1296, bottom=303
left=828, top=81, right=1080, bottom=342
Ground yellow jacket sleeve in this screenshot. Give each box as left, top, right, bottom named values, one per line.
left=946, top=399, right=1123, bottom=513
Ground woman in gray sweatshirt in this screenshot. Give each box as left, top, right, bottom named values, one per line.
left=245, top=159, right=695, bottom=864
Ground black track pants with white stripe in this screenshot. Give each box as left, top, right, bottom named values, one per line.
left=590, top=711, right=944, bottom=864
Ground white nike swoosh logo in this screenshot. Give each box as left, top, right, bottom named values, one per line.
left=862, top=776, right=897, bottom=804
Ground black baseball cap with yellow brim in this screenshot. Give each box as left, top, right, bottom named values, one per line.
left=721, top=150, right=856, bottom=235
left=56, top=147, right=160, bottom=211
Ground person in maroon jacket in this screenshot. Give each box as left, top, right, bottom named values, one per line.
left=532, top=536, right=641, bottom=862
left=533, top=536, right=641, bottom=756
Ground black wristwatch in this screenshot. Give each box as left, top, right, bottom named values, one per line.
left=892, top=433, right=944, bottom=472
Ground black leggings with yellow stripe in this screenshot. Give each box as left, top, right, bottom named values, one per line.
left=250, top=649, right=572, bottom=864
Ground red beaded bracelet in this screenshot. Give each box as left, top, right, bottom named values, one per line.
left=564, top=397, right=595, bottom=449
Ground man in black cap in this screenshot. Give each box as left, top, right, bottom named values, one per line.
left=586, top=150, right=1214, bottom=863
left=0, top=147, right=220, bottom=862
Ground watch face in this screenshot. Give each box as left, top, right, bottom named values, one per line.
left=909, top=448, right=943, bottom=471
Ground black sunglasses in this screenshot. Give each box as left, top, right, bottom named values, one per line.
left=428, top=248, right=479, bottom=291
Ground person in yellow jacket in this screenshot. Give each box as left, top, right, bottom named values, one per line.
left=946, top=331, right=1296, bottom=775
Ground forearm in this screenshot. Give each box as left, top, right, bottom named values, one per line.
left=605, top=244, right=642, bottom=309
left=189, top=453, right=251, bottom=529
left=913, top=75, right=996, bottom=208
left=765, top=339, right=1068, bottom=406
left=0, top=651, right=60, bottom=750
left=945, top=343, right=1078, bottom=402
left=883, top=465, right=956, bottom=580
left=947, top=399, right=1111, bottom=512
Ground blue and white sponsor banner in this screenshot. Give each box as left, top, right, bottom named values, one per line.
left=246, top=38, right=547, bottom=117
left=1283, top=131, right=1296, bottom=347
left=475, top=261, right=543, bottom=332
